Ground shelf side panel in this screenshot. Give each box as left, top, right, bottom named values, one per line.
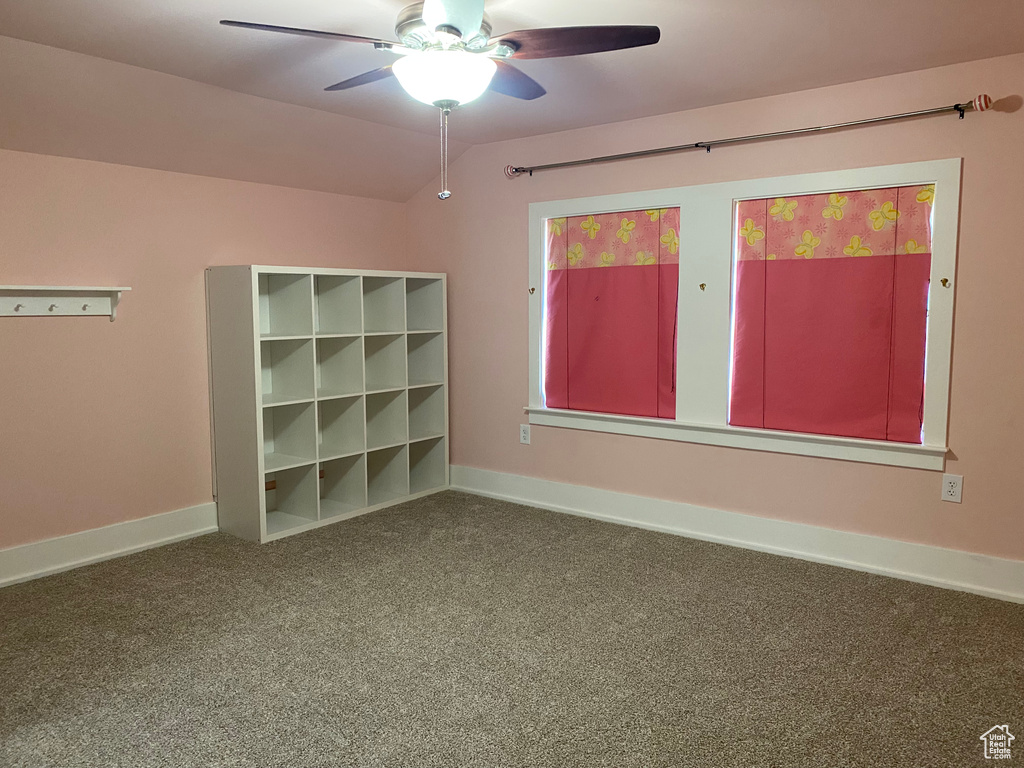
left=206, top=267, right=262, bottom=541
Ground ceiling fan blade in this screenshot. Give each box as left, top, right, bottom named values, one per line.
left=495, top=25, right=660, bottom=60
left=324, top=66, right=395, bottom=92
left=220, top=20, right=400, bottom=49
left=489, top=61, right=546, bottom=100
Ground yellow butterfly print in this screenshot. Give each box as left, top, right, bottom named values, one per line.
left=904, top=239, right=928, bottom=254
left=868, top=201, right=900, bottom=231
left=766, top=254, right=777, bottom=261
left=660, top=227, right=679, bottom=255
left=843, top=235, right=873, bottom=258
left=547, top=261, right=558, bottom=270
left=794, top=230, right=821, bottom=259
left=580, top=215, right=601, bottom=240
left=821, top=193, right=848, bottom=221
left=634, top=251, right=656, bottom=265
left=916, top=185, right=935, bottom=206
left=567, top=242, right=585, bottom=266
left=548, top=217, right=566, bottom=236
left=599, top=252, right=617, bottom=267
left=646, top=209, right=668, bottom=222
left=739, top=218, right=766, bottom=246
left=769, top=197, right=798, bottom=221
left=616, top=218, right=636, bottom=244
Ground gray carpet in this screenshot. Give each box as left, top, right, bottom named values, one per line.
left=1, top=491, right=1022, bottom=767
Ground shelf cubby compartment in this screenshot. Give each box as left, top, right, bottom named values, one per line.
left=258, top=273, right=313, bottom=337
left=367, top=445, right=409, bottom=506
left=406, top=278, right=444, bottom=332
left=262, top=402, right=317, bottom=472
left=265, top=464, right=319, bottom=536
left=407, top=332, right=445, bottom=386
left=409, top=437, right=446, bottom=494
left=364, top=334, right=406, bottom=391
left=260, top=338, right=315, bottom=406
left=362, top=277, right=405, bottom=333
left=365, top=390, right=408, bottom=450
left=408, top=385, right=445, bottom=441
left=319, top=454, right=367, bottom=520
left=318, top=396, right=365, bottom=460
left=315, top=275, right=362, bottom=335
left=317, top=336, right=363, bottom=399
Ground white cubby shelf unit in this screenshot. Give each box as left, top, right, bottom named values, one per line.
left=206, top=266, right=449, bottom=542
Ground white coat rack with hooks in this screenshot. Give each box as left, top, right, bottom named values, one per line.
left=0, top=286, right=131, bottom=322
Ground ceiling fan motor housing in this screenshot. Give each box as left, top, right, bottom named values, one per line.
left=395, top=2, right=493, bottom=49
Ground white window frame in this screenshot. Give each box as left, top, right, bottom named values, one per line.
left=527, top=158, right=961, bottom=470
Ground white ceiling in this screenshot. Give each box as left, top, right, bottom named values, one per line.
left=4, top=0, right=1024, bottom=145
left=2, top=1, right=1023, bottom=199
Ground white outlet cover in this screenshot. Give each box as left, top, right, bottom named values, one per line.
left=942, top=473, right=963, bottom=503
left=520, top=424, right=531, bottom=445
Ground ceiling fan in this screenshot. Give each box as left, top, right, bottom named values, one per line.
left=221, top=0, right=660, bottom=198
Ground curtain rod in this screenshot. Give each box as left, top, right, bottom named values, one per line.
left=503, top=94, right=993, bottom=179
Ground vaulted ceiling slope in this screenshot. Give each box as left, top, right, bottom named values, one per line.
left=0, top=35, right=466, bottom=201
left=2, top=1, right=1024, bottom=201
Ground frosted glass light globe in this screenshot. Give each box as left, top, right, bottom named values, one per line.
left=392, top=49, right=497, bottom=106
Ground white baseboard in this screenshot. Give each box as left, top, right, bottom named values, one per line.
left=0, top=502, right=219, bottom=588
left=451, top=466, right=1024, bottom=605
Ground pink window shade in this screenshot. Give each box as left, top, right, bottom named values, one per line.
left=544, top=208, right=679, bottom=419
left=730, top=185, right=934, bottom=443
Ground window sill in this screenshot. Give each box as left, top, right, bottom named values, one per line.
left=525, top=407, right=947, bottom=471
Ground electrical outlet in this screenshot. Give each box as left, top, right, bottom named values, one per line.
left=942, top=473, right=963, bottom=503
left=520, top=424, right=531, bottom=445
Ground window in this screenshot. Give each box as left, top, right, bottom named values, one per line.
left=730, top=185, right=933, bottom=443
left=543, top=208, right=680, bottom=419
left=527, top=160, right=961, bottom=470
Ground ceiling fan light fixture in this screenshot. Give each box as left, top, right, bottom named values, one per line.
left=392, top=49, right=497, bottom=106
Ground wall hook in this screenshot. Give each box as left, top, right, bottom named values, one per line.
left=1, top=286, right=130, bottom=320
left=940, top=278, right=950, bottom=288
left=699, top=283, right=707, bottom=291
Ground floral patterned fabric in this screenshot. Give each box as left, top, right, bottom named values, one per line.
left=730, top=185, right=934, bottom=443
left=735, top=185, right=933, bottom=262
left=544, top=208, right=680, bottom=419
left=546, top=208, right=681, bottom=270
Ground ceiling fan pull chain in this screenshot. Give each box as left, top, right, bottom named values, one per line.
left=438, top=104, right=452, bottom=200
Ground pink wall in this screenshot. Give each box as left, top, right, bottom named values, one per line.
left=4, top=52, right=1022, bottom=563
left=0, top=149, right=409, bottom=548
left=406, top=53, right=1024, bottom=562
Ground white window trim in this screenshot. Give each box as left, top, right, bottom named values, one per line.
left=527, top=159, right=961, bottom=471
